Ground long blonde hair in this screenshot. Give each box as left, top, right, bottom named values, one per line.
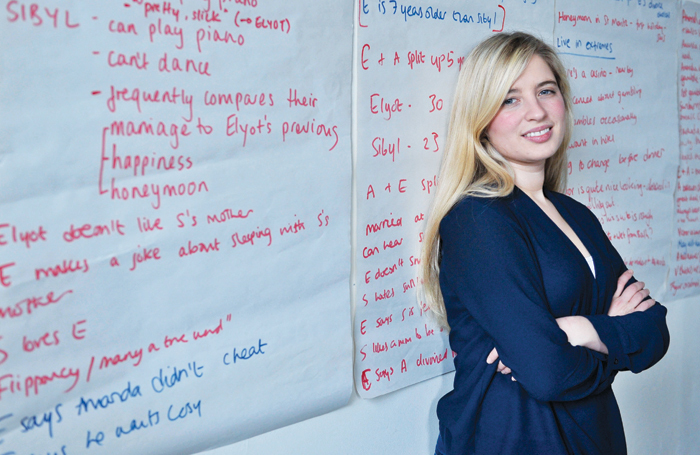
left=420, top=32, right=574, bottom=328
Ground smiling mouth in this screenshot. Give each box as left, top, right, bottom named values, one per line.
left=524, top=127, right=552, bottom=138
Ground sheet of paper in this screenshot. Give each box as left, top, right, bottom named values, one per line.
left=554, top=0, right=680, bottom=298
left=353, top=0, right=556, bottom=398
left=0, top=1, right=353, bottom=454
left=669, top=1, right=700, bottom=299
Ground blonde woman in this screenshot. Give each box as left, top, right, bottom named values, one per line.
left=421, top=32, right=669, bottom=455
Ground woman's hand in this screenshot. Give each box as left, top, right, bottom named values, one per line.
left=608, top=269, right=656, bottom=317
left=556, top=316, right=608, bottom=354
left=486, top=347, right=516, bottom=381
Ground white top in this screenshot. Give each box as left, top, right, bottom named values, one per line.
left=585, top=255, right=596, bottom=278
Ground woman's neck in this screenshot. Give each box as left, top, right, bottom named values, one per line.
left=512, top=164, right=546, bottom=204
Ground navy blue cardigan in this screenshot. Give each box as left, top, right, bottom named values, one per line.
left=436, top=188, right=669, bottom=455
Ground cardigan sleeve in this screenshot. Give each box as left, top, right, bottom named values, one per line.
left=440, top=199, right=616, bottom=403
left=582, top=212, right=670, bottom=375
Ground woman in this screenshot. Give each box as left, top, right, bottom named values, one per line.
left=420, top=32, right=669, bottom=455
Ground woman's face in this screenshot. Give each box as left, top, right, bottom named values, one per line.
left=485, top=55, right=566, bottom=171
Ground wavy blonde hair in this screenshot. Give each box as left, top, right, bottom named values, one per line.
left=420, top=32, right=574, bottom=328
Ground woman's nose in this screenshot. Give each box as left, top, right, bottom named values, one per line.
left=524, top=97, right=547, bottom=121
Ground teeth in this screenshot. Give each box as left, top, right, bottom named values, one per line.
left=525, top=127, right=551, bottom=138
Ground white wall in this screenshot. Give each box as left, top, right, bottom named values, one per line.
left=199, top=295, right=692, bottom=455
left=201, top=1, right=699, bottom=452
left=677, top=297, right=700, bottom=454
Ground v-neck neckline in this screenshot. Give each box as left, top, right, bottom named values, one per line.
left=514, top=186, right=598, bottom=283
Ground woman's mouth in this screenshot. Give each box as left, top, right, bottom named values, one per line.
left=522, top=126, right=553, bottom=143
left=524, top=127, right=552, bottom=138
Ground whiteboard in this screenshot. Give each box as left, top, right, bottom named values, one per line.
left=0, top=1, right=353, bottom=454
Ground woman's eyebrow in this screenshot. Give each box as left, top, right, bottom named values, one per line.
left=537, top=79, right=558, bottom=88
left=507, top=79, right=558, bottom=95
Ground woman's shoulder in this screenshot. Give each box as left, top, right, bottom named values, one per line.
left=441, top=193, right=521, bottom=232
left=546, top=190, right=601, bottom=227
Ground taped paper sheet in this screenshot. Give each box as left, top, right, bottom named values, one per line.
left=353, top=0, right=556, bottom=398
left=0, top=1, right=353, bottom=454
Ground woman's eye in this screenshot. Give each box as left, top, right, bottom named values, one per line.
left=540, top=88, right=556, bottom=96
left=502, top=98, right=516, bottom=106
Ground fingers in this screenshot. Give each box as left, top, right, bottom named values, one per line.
left=613, top=269, right=635, bottom=299
left=497, top=361, right=511, bottom=375
left=609, top=276, right=655, bottom=316
left=619, top=280, right=645, bottom=303
left=612, top=281, right=646, bottom=312
left=486, top=347, right=498, bottom=364
left=635, top=298, right=656, bottom=313
left=486, top=349, right=513, bottom=376
left=630, top=288, right=651, bottom=308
